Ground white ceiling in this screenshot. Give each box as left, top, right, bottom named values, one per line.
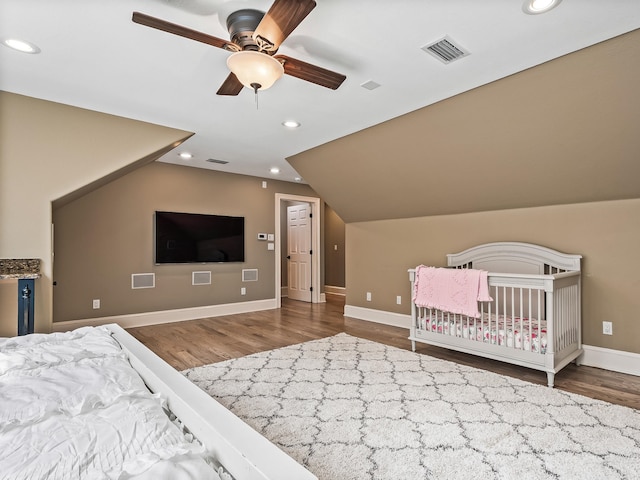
left=2, top=1, right=639, bottom=183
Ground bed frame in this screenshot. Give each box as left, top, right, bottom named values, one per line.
left=108, top=324, right=317, bottom=480
left=408, top=242, right=582, bottom=387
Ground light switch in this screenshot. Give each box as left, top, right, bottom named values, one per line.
left=267, top=243, right=275, bottom=250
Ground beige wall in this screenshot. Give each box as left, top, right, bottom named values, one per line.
left=52, top=162, right=317, bottom=321
left=0, top=284, right=15, bottom=337
left=324, top=204, right=345, bottom=288
left=288, top=29, right=640, bottom=224
left=346, top=199, right=640, bottom=354
left=0, top=92, right=191, bottom=334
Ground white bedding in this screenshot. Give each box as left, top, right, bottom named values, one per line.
left=0, top=327, right=221, bottom=480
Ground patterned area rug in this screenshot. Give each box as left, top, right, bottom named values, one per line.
left=183, top=333, right=640, bottom=480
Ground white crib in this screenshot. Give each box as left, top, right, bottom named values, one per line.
left=409, top=242, right=582, bottom=387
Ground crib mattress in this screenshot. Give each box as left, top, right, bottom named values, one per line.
left=416, top=312, right=548, bottom=354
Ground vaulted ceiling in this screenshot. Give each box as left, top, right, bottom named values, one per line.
left=2, top=0, right=639, bottom=190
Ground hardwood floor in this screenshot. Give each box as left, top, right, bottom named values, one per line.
left=127, top=296, right=640, bottom=410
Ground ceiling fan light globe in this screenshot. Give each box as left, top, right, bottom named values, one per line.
left=226, top=51, right=284, bottom=91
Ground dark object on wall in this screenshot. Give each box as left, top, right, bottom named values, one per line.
left=155, top=211, right=245, bottom=264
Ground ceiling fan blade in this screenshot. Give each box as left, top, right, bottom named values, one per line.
left=275, top=55, right=346, bottom=90
left=253, top=0, right=316, bottom=52
left=216, top=73, right=244, bottom=96
left=132, top=12, right=234, bottom=50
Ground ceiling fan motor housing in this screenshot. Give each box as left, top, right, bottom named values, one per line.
left=226, top=9, right=264, bottom=51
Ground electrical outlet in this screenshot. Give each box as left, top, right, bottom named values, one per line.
left=396, top=295, right=402, bottom=305
left=92, top=299, right=100, bottom=309
left=241, top=287, right=246, bottom=295
left=366, top=292, right=372, bottom=301
left=602, top=321, right=613, bottom=335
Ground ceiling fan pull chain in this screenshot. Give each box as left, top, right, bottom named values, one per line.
left=251, top=82, right=261, bottom=109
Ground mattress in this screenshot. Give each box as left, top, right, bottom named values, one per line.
left=416, top=312, right=547, bottom=354
left=0, top=326, right=221, bottom=480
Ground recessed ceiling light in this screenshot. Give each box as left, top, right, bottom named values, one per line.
left=522, top=0, right=562, bottom=14
left=179, top=152, right=192, bottom=159
left=2, top=38, right=40, bottom=54
left=294, top=177, right=302, bottom=182
left=282, top=120, right=301, bottom=128
left=270, top=167, right=280, bottom=174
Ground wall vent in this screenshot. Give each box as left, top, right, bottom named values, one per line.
left=421, top=36, right=469, bottom=64
left=131, top=273, right=155, bottom=289
left=242, top=269, right=258, bottom=282
left=207, top=158, right=229, bottom=164
left=192, top=271, right=212, bottom=285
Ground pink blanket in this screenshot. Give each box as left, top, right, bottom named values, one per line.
left=413, top=266, right=493, bottom=318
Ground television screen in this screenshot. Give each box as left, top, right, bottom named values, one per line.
left=154, top=211, right=245, bottom=264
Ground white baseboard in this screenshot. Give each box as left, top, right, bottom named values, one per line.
left=52, top=299, right=278, bottom=332
left=580, top=345, right=640, bottom=377
left=344, top=305, right=639, bottom=378
left=325, top=285, right=346, bottom=297
left=343, top=304, right=411, bottom=329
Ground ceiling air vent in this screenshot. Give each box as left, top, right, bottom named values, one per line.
left=206, top=158, right=229, bottom=164
left=421, top=36, right=469, bottom=64
left=360, top=80, right=381, bottom=91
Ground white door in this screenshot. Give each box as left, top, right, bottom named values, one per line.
left=287, top=204, right=312, bottom=302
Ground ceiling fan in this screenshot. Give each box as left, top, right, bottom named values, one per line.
left=132, top=0, right=346, bottom=96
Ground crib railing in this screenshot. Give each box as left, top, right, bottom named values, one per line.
left=412, top=270, right=581, bottom=356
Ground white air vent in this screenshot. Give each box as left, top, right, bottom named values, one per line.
left=207, top=158, right=229, bottom=164
left=192, top=271, right=212, bottom=285
left=360, top=80, right=381, bottom=91
left=242, top=269, right=258, bottom=282
left=421, top=36, right=469, bottom=64
left=132, top=273, right=155, bottom=289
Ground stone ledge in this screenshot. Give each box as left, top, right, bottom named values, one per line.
left=0, top=259, right=41, bottom=279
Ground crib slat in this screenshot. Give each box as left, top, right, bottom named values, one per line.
left=511, top=286, right=515, bottom=350
left=518, top=287, right=523, bottom=351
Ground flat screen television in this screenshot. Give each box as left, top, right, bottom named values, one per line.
left=154, top=211, right=245, bottom=264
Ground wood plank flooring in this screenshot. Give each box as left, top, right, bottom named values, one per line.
left=127, top=296, right=640, bottom=410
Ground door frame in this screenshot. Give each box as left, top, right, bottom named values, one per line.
left=275, top=193, right=321, bottom=307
